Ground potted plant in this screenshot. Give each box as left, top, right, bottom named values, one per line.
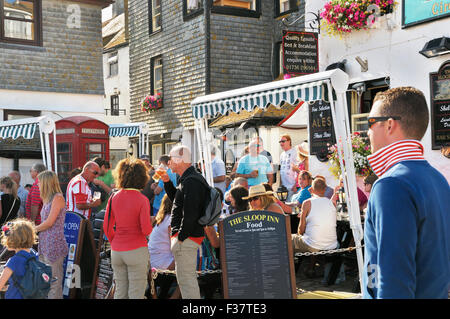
left=320, top=0, right=395, bottom=38
left=141, top=93, right=163, bottom=112
left=327, top=132, right=373, bottom=179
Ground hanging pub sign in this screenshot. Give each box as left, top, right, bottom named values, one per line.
left=430, top=60, right=450, bottom=150
left=402, top=0, right=450, bottom=28
left=309, top=100, right=336, bottom=159
left=282, top=30, right=319, bottom=76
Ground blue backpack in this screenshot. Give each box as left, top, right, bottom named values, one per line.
left=12, top=251, right=52, bottom=299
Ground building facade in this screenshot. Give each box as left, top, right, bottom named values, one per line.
left=0, top=0, right=110, bottom=184
left=306, top=0, right=450, bottom=183
left=128, top=0, right=305, bottom=164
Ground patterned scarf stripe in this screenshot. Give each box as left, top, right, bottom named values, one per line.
left=367, top=140, right=425, bottom=177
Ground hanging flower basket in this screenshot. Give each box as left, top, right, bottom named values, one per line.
left=320, top=0, right=396, bottom=38
left=327, top=132, right=373, bottom=179
left=141, top=93, right=163, bottom=112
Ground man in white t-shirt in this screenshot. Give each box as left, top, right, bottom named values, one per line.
left=291, top=178, right=337, bottom=253
left=211, top=147, right=226, bottom=194
left=279, top=134, right=299, bottom=201
left=66, top=161, right=102, bottom=219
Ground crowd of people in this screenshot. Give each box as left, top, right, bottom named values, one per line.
left=0, top=87, right=448, bottom=299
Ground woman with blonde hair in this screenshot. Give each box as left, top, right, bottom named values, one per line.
left=244, top=184, right=284, bottom=214
left=35, top=170, right=68, bottom=299
left=0, top=176, right=20, bottom=226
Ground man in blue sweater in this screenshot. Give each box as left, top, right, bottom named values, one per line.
left=364, top=87, right=450, bottom=299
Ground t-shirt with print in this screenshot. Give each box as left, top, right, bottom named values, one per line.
left=280, top=148, right=299, bottom=190
left=236, top=154, right=273, bottom=186
left=5, top=249, right=38, bottom=299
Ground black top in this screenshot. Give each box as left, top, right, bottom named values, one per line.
left=0, top=194, right=20, bottom=225
left=164, top=166, right=208, bottom=241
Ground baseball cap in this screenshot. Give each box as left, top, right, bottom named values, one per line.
left=139, top=154, right=150, bottom=161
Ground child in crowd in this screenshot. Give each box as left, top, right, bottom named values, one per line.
left=0, top=218, right=38, bottom=299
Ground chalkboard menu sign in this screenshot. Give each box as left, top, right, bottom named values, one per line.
left=219, top=211, right=296, bottom=299
left=430, top=60, right=450, bottom=149
left=93, top=250, right=114, bottom=299
left=282, top=30, right=319, bottom=76
left=308, top=100, right=336, bottom=156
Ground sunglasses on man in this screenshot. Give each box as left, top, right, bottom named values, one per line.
left=90, top=169, right=99, bottom=176
left=367, top=116, right=401, bottom=129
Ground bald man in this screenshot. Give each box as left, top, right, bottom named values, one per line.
left=66, top=161, right=102, bottom=219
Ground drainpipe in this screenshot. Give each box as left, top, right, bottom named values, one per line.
left=204, top=0, right=211, bottom=95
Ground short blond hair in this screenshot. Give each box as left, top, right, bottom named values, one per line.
left=1, top=218, right=37, bottom=250
left=38, top=170, right=62, bottom=204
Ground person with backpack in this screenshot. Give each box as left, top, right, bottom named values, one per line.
left=0, top=218, right=52, bottom=299
left=35, top=171, right=68, bottom=299
left=160, top=145, right=209, bottom=299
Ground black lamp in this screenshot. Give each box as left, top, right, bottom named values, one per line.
left=276, top=185, right=289, bottom=202
left=419, top=37, right=450, bottom=58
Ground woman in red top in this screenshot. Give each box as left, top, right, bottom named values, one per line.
left=103, top=158, right=152, bottom=299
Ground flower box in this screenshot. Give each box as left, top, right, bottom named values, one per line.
left=141, top=93, right=163, bottom=112
left=320, top=0, right=396, bottom=37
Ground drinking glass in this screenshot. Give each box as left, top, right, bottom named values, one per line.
left=153, top=164, right=166, bottom=182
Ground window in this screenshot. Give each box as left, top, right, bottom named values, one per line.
left=0, top=0, right=41, bottom=45
left=165, top=142, right=177, bottom=154
left=108, top=52, right=118, bottom=77
left=86, top=143, right=106, bottom=162
left=212, top=0, right=261, bottom=18
left=349, top=78, right=390, bottom=134
left=151, top=56, right=163, bottom=96
left=3, top=109, right=40, bottom=120
left=149, top=0, right=161, bottom=34
left=183, top=0, right=203, bottom=20
left=110, top=95, right=119, bottom=116
left=151, top=143, right=162, bottom=166
left=275, top=0, right=298, bottom=17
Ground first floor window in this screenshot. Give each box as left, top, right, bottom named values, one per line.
left=0, top=0, right=41, bottom=45
left=183, top=0, right=203, bottom=19
left=110, top=95, right=119, bottom=116
left=275, top=0, right=298, bottom=16
left=151, top=56, right=163, bottom=96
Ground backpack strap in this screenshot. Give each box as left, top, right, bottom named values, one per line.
left=10, top=251, right=37, bottom=297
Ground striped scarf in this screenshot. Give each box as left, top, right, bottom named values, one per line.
left=367, top=140, right=426, bottom=177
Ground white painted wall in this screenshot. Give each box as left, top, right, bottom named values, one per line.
left=102, top=45, right=131, bottom=151
left=305, top=0, right=450, bottom=183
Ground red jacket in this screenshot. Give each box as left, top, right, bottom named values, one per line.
left=103, top=189, right=152, bottom=251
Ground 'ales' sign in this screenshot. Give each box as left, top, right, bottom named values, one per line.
left=309, top=100, right=336, bottom=157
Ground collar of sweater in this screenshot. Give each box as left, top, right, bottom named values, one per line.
left=367, top=139, right=425, bottom=177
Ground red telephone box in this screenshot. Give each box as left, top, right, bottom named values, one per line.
left=55, top=116, right=109, bottom=192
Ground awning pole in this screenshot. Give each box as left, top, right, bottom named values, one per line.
left=39, top=129, right=47, bottom=169
left=194, top=119, right=205, bottom=178
left=53, top=130, right=58, bottom=174
left=202, top=117, right=214, bottom=186
left=328, top=82, right=365, bottom=293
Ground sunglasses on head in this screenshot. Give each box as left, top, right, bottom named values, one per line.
left=367, top=116, right=401, bottom=129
